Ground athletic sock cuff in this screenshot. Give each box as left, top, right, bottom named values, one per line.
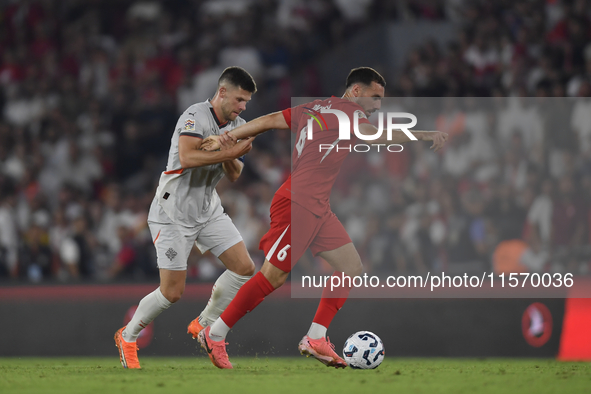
left=254, top=271, right=275, bottom=294
left=226, top=269, right=253, bottom=282
left=155, top=287, right=173, bottom=309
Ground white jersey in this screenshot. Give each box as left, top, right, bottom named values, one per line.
left=148, top=100, right=246, bottom=227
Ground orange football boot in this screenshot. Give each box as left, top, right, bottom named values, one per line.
left=114, top=326, right=141, bottom=369
left=187, top=317, right=205, bottom=339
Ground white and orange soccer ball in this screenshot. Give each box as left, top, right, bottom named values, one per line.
left=342, top=331, right=385, bottom=369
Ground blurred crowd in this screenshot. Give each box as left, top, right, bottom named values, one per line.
left=0, top=0, right=590, bottom=283
left=327, top=96, right=591, bottom=278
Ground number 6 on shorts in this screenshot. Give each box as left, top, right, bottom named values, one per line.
left=265, top=224, right=291, bottom=264
left=277, top=244, right=291, bottom=261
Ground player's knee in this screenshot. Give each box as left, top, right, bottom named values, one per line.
left=234, top=259, right=255, bottom=277
left=168, top=292, right=183, bottom=303
left=161, top=288, right=184, bottom=303
left=245, top=264, right=255, bottom=277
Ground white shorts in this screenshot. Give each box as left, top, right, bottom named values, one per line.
left=148, top=212, right=243, bottom=271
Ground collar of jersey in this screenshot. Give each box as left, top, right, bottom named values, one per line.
left=207, top=99, right=229, bottom=128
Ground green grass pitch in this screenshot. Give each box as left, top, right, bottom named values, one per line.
left=1, top=357, right=589, bottom=394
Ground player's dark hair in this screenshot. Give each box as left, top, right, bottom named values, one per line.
left=218, top=66, right=257, bottom=93
left=346, top=67, right=386, bottom=89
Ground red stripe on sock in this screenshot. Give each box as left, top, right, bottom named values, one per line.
left=312, top=271, right=352, bottom=328
left=220, top=271, right=275, bottom=328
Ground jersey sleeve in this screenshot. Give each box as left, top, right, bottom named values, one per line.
left=282, top=103, right=308, bottom=133
left=282, top=108, right=292, bottom=128
left=179, top=113, right=204, bottom=139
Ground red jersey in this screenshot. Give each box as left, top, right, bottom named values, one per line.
left=275, top=97, right=371, bottom=216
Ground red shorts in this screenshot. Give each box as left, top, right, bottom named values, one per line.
left=258, top=194, right=352, bottom=272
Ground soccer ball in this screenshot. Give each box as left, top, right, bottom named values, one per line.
left=342, top=331, right=385, bottom=369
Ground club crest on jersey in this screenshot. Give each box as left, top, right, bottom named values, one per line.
left=184, top=119, right=195, bottom=131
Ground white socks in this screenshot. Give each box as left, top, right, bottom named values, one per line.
left=198, top=270, right=252, bottom=327
left=122, top=287, right=172, bottom=342
left=121, top=270, right=251, bottom=343
left=208, top=318, right=231, bottom=341
left=307, top=322, right=327, bottom=340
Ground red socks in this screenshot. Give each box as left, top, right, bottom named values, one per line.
left=220, top=271, right=275, bottom=328
left=219, top=270, right=351, bottom=331
left=312, top=271, right=352, bottom=328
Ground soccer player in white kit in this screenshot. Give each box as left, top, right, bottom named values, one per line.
left=115, top=67, right=257, bottom=369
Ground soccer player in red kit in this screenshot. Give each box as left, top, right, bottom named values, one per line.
left=198, top=67, right=448, bottom=369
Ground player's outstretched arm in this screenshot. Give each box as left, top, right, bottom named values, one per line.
left=178, top=135, right=252, bottom=169
left=357, top=124, right=449, bottom=152
left=232, top=111, right=289, bottom=139
left=201, top=111, right=288, bottom=151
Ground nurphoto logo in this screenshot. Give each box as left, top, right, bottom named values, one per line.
left=298, top=109, right=418, bottom=156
